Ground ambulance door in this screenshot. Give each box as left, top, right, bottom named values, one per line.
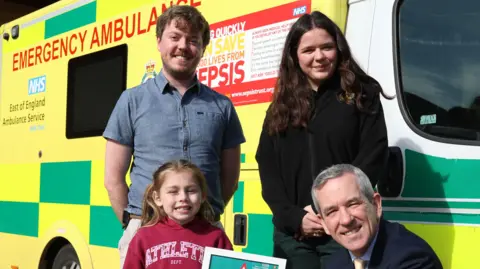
left=368, top=0, right=480, bottom=268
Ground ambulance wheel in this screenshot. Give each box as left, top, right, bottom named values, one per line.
left=52, top=244, right=81, bottom=269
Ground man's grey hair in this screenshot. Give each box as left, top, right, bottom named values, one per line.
left=311, top=164, right=375, bottom=215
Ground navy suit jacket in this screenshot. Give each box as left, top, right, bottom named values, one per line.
left=325, top=218, right=443, bottom=269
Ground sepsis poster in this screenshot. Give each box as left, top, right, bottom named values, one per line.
left=197, top=0, right=311, bottom=106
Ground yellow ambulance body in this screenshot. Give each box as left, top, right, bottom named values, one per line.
left=1, top=0, right=478, bottom=268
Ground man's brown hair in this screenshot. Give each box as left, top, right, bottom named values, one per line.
left=156, top=5, right=210, bottom=48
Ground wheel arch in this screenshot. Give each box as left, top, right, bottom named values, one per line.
left=37, top=220, right=94, bottom=269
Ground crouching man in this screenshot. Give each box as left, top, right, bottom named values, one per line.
left=311, top=164, right=443, bottom=269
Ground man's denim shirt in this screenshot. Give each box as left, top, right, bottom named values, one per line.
left=103, top=71, right=246, bottom=217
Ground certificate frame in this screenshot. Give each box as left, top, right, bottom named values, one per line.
left=202, top=247, right=287, bottom=269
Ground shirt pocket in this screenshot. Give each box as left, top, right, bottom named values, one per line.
left=193, top=110, right=224, bottom=144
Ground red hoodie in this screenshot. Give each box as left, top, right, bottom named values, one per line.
left=123, top=217, right=233, bottom=269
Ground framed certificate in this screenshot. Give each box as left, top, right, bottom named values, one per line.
left=202, top=247, right=287, bottom=269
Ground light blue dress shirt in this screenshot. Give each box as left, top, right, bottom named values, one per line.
left=348, top=226, right=380, bottom=269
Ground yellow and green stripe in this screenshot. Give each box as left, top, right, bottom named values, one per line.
left=0, top=160, right=123, bottom=248
left=44, top=1, right=97, bottom=39
left=401, top=149, right=480, bottom=199
left=0, top=201, right=39, bottom=237
left=2, top=148, right=480, bottom=256
left=40, top=161, right=91, bottom=204
left=231, top=149, right=480, bottom=257
left=4, top=0, right=98, bottom=53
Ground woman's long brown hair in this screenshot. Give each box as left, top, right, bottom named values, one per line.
left=141, top=159, right=215, bottom=227
left=266, top=11, right=393, bottom=135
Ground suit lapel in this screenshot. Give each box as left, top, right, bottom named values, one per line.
left=367, top=218, right=388, bottom=269
left=334, top=249, right=355, bottom=269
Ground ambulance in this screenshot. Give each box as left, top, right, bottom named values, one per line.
left=1, top=0, right=478, bottom=268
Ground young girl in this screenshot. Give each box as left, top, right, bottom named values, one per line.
left=123, top=159, right=233, bottom=269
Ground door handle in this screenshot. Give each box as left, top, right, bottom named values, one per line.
left=233, top=214, right=247, bottom=246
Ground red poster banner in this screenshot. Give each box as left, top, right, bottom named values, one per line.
left=197, top=0, right=311, bottom=106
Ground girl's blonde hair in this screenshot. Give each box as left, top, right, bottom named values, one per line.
left=141, top=159, right=215, bottom=227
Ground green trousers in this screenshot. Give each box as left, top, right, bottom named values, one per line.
left=273, top=228, right=343, bottom=269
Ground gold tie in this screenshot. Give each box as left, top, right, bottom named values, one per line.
left=353, top=258, right=366, bottom=269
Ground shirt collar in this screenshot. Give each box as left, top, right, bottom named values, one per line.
left=155, top=69, right=201, bottom=94
left=349, top=225, right=379, bottom=264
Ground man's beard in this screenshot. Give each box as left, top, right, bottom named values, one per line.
left=162, top=57, right=199, bottom=81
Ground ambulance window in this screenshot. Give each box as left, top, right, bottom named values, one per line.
left=396, top=0, right=480, bottom=143
left=66, top=44, right=128, bottom=139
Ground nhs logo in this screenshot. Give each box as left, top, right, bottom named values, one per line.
left=293, top=5, right=307, bottom=16
left=28, top=75, right=46, bottom=95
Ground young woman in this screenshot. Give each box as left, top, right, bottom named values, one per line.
left=256, top=11, right=391, bottom=269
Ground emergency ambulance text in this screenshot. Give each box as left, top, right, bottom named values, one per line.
left=12, top=0, right=202, bottom=72
left=12, top=30, right=88, bottom=72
